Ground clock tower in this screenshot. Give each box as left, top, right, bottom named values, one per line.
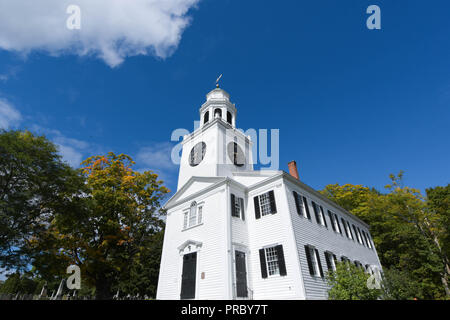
left=177, top=85, right=254, bottom=190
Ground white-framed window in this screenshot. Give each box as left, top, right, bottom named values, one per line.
left=265, top=246, right=280, bottom=276
left=254, top=190, right=277, bottom=219
left=353, top=225, right=363, bottom=244
left=312, top=202, right=327, bottom=227
left=259, top=244, right=287, bottom=278
left=183, top=201, right=203, bottom=230
left=259, top=192, right=272, bottom=216
left=325, top=251, right=337, bottom=271
left=293, top=191, right=310, bottom=219
left=346, top=221, right=353, bottom=240
left=231, top=194, right=245, bottom=220
left=305, top=245, right=324, bottom=278
left=329, top=211, right=341, bottom=234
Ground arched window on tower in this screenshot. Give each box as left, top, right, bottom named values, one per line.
left=214, top=108, right=222, bottom=119
left=203, top=111, right=209, bottom=124
left=227, top=111, right=232, bottom=125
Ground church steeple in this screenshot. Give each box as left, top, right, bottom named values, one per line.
left=199, top=86, right=237, bottom=128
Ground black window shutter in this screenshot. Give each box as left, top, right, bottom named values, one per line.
left=254, top=196, right=261, bottom=219
left=293, top=191, right=301, bottom=215
left=315, top=249, right=324, bottom=278
left=320, top=206, right=328, bottom=228
left=312, top=202, right=320, bottom=224
left=353, top=225, right=359, bottom=243
left=275, top=245, right=287, bottom=276
left=269, top=190, right=277, bottom=214
left=341, top=218, right=349, bottom=237
left=303, top=196, right=311, bottom=219
left=259, top=249, right=267, bottom=278
left=240, top=198, right=245, bottom=221
left=333, top=254, right=337, bottom=265
left=336, top=215, right=343, bottom=234
left=328, top=211, right=336, bottom=231
left=349, top=222, right=355, bottom=240
left=231, top=194, right=236, bottom=217
left=325, top=252, right=332, bottom=271
left=304, top=246, right=315, bottom=276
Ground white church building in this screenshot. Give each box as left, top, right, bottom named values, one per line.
left=156, top=85, right=382, bottom=300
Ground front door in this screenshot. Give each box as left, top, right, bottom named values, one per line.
left=180, top=252, right=197, bottom=299
left=235, top=251, right=248, bottom=298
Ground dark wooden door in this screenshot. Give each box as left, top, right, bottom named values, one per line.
left=180, top=252, right=197, bottom=299
left=235, top=251, right=248, bottom=298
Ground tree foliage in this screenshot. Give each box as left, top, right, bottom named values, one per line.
left=31, top=152, right=169, bottom=299
left=327, top=262, right=381, bottom=300
left=0, top=130, right=85, bottom=271
left=321, top=172, right=450, bottom=299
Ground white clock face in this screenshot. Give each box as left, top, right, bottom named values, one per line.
left=189, top=142, right=206, bottom=167
left=227, top=142, right=245, bottom=167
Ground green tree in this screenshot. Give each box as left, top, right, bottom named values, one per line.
left=0, top=272, right=39, bottom=295
left=114, top=228, right=164, bottom=298
left=327, top=262, right=381, bottom=300
left=321, top=172, right=449, bottom=299
left=380, top=268, right=420, bottom=300
left=0, top=130, right=85, bottom=271
left=32, top=152, right=169, bottom=299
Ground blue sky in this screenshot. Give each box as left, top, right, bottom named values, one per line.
left=0, top=0, right=449, bottom=199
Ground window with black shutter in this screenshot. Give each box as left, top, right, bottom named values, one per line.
left=348, top=221, right=355, bottom=240
left=328, top=210, right=336, bottom=232
left=312, top=202, right=321, bottom=224
left=231, top=194, right=245, bottom=220
left=335, top=214, right=342, bottom=234
left=320, top=206, right=328, bottom=228
left=341, top=218, right=349, bottom=238
left=312, top=202, right=326, bottom=227
left=305, top=246, right=315, bottom=276
left=260, top=245, right=286, bottom=278
left=293, top=191, right=301, bottom=215
left=255, top=190, right=277, bottom=218
left=304, top=246, right=324, bottom=278
left=302, top=196, right=311, bottom=220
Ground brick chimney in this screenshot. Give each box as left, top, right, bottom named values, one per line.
left=288, top=160, right=300, bottom=180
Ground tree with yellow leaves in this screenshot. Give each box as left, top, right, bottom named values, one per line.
left=32, top=152, right=169, bottom=299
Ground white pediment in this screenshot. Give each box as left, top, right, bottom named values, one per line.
left=177, top=239, right=203, bottom=255
left=163, top=176, right=226, bottom=210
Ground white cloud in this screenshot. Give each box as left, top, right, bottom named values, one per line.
left=31, top=125, right=90, bottom=167
left=136, top=142, right=178, bottom=186
left=136, top=142, right=177, bottom=171
left=0, top=0, right=200, bottom=67
left=0, top=98, right=22, bottom=129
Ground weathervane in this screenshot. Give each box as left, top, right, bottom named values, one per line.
left=215, top=74, right=222, bottom=88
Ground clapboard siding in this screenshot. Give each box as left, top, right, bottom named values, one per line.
left=284, top=180, right=383, bottom=300
left=157, top=187, right=229, bottom=299
left=246, top=179, right=305, bottom=299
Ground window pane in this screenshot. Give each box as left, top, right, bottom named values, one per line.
left=198, top=206, right=203, bottom=224
left=265, top=247, right=280, bottom=276
left=259, top=192, right=272, bottom=216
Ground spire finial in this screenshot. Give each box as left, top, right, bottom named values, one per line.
left=215, top=74, right=222, bottom=88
